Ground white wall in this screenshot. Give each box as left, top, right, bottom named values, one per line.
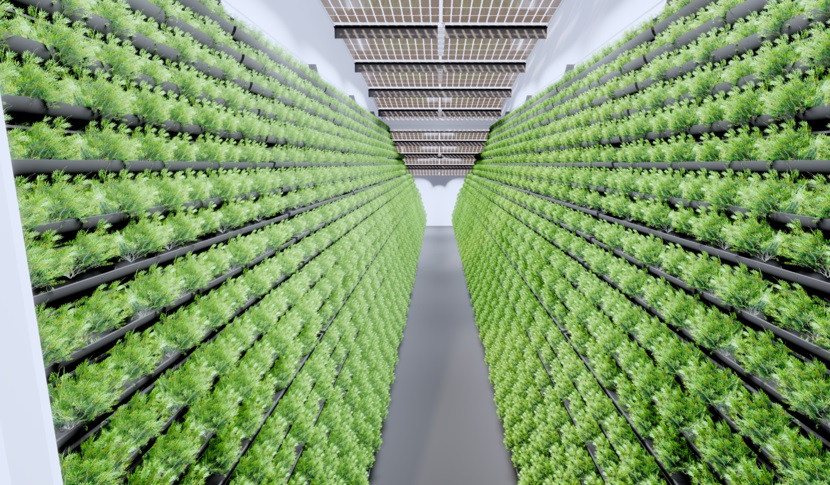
left=220, top=0, right=376, bottom=111
left=506, top=0, right=667, bottom=111
left=414, top=178, right=465, bottom=227
left=0, top=107, right=63, bottom=484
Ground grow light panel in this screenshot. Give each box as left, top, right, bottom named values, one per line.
left=441, top=97, right=505, bottom=109
left=335, top=26, right=438, bottom=39
left=343, top=37, right=440, bottom=61
left=444, top=37, right=539, bottom=60
left=344, top=36, right=541, bottom=61
left=392, top=130, right=489, bottom=141
left=321, top=0, right=440, bottom=24
left=375, top=97, right=439, bottom=109
left=376, top=96, right=504, bottom=109
left=379, top=109, right=502, bottom=119
left=355, top=62, right=526, bottom=73
left=370, top=88, right=511, bottom=98
left=404, top=155, right=476, bottom=165
left=397, top=142, right=485, bottom=153
left=362, top=71, right=516, bottom=88
left=408, top=168, right=472, bottom=176
left=444, top=0, right=561, bottom=24
left=362, top=72, right=440, bottom=88
left=445, top=25, right=548, bottom=39
left=444, top=71, right=517, bottom=87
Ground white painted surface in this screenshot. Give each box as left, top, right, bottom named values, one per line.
left=414, top=178, right=465, bottom=227
left=0, top=424, right=12, bottom=485
left=0, top=107, right=63, bottom=484
left=506, top=0, right=667, bottom=111
left=220, top=0, right=376, bottom=112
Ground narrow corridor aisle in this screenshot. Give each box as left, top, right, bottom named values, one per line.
left=371, top=227, right=517, bottom=485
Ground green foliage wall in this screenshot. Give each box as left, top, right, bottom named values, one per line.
left=456, top=0, right=830, bottom=482
left=1, top=0, right=425, bottom=482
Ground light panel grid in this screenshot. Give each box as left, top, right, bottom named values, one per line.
left=443, top=97, right=504, bottom=109
left=343, top=37, right=440, bottom=61
left=375, top=97, right=439, bottom=109
left=404, top=155, right=476, bottom=164
left=408, top=168, right=472, bottom=176
left=444, top=37, right=539, bottom=61
left=362, top=71, right=516, bottom=87
left=375, top=96, right=504, bottom=109
left=321, top=0, right=440, bottom=24
left=397, top=142, right=485, bottom=153
left=444, top=71, right=517, bottom=87
left=444, top=0, right=561, bottom=24
left=380, top=109, right=501, bottom=120
left=404, top=155, right=476, bottom=167
left=362, top=71, right=440, bottom=87
left=393, top=130, right=489, bottom=141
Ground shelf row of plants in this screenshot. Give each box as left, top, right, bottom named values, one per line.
left=455, top=176, right=830, bottom=482
left=478, top=164, right=830, bottom=221
left=456, top=189, right=667, bottom=484
left=50, top=176, right=406, bottom=441
left=485, top=29, right=830, bottom=161
left=18, top=165, right=378, bottom=232
left=56, top=176, right=423, bottom=484
left=492, top=0, right=825, bottom=140
left=470, top=173, right=830, bottom=426
left=233, top=188, right=423, bottom=485
left=0, top=2, right=426, bottom=485
left=38, top=173, right=406, bottom=375
left=484, top=27, right=830, bottom=158
left=499, top=0, right=727, bottom=128
left=6, top=0, right=389, bottom=142
left=5, top=118, right=397, bottom=167
left=463, top=0, right=830, bottom=481
left=473, top=166, right=830, bottom=353
left=0, top=3, right=396, bottom=157
left=167, top=0, right=383, bottom=131
left=475, top=163, right=830, bottom=287
left=26, top=165, right=402, bottom=293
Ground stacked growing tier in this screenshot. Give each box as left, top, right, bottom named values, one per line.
left=457, top=0, right=830, bottom=483
left=0, top=0, right=425, bottom=483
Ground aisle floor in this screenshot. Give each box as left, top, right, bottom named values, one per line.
left=370, top=227, right=517, bottom=485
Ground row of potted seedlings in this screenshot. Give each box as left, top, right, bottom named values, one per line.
left=493, top=0, right=824, bottom=139
left=25, top=167, right=402, bottom=290
left=9, top=0, right=389, bottom=140
left=232, top=190, right=423, bottom=484
left=164, top=0, right=383, bottom=131
left=478, top=168, right=830, bottom=343
left=477, top=164, right=830, bottom=280
left=455, top=194, right=667, bottom=484
left=0, top=2, right=396, bottom=157
left=501, top=0, right=732, bottom=127
left=6, top=119, right=397, bottom=167
left=456, top=178, right=830, bottom=482
left=36, top=174, right=406, bottom=370
left=486, top=22, right=830, bottom=160
left=57, top=178, right=423, bottom=484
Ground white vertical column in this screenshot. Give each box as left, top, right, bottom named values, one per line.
left=0, top=109, right=63, bottom=483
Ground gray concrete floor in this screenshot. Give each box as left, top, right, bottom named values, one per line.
left=370, top=227, right=517, bottom=485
